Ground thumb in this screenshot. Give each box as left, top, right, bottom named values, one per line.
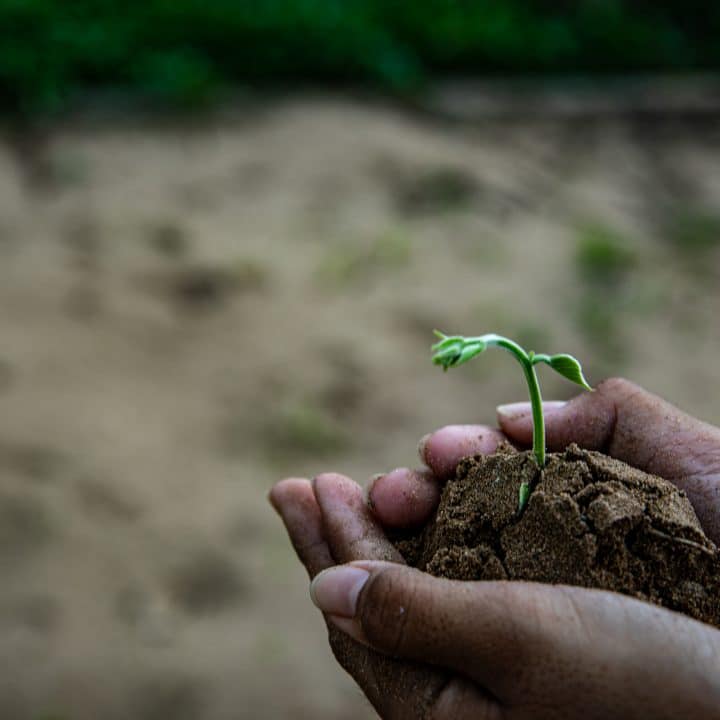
left=310, top=562, right=720, bottom=718
left=310, top=560, right=531, bottom=700
left=497, top=378, right=720, bottom=543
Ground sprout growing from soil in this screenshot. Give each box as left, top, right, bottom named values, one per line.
left=431, top=332, right=592, bottom=510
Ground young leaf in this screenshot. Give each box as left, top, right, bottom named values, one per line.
left=457, top=341, right=486, bottom=365
left=431, top=331, right=593, bottom=486
left=431, top=332, right=486, bottom=370
left=518, top=481, right=531, bottom=512
left=546, top=354, right=593, bottom=391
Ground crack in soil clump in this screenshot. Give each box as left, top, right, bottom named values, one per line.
left=392, top=444, right=720, bottom=627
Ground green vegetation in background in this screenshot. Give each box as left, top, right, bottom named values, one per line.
left=574, top=222, right=637, bottom=363
left=576, top=223, right=637, bottom=286
left=316, top=229, right=412, bottom=286
left=3, top=1, right=720, bottom=116
left=665, top=208, right=720, bottom=254
left=661, top=207, right=720, bottom=281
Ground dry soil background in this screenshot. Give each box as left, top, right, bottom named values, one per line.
left=1, top=96, right=720, bottom=719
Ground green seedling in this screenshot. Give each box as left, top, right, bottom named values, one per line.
left=431, top=332, right=592, bottom=510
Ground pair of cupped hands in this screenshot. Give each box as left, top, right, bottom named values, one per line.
left=270, top=379, right=720, bottom=719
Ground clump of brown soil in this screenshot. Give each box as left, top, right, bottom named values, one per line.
left=393, top=444, right=720, bottom=627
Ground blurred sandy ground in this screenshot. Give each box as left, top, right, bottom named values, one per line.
left=1, top=95, right=720, bottom=719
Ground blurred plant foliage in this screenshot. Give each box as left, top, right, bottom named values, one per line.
left=574, top=222, right=637, bottom=362
left=665, top=208, right=720, bottom=254
left=662, top=207, right=720, bottom=280
left=2, top=1, right=720, bottom=116
left=265, top=400, right=349, bottom=460
left=316, top=229, right=412, bottom=286
left=576, top=223, right=637, bottom=285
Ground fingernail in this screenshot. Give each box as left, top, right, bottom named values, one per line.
left=310, top=565, right=370, bottom=618
left=417, top=433, right=432, bottom=463
left=496, top=402, right=531, bottom=419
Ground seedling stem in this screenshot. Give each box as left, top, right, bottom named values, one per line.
left=431, top=332, right=592, bottom=510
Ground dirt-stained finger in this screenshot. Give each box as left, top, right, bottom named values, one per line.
left=313, top=472, right=405, bottom=564
left=367, top=467, right=441, bottom=529
left=312, top=473, right=488, bottom=718
left=269, top=477, right=335, bottom=578
left=419, top=425, right=508, bottom=480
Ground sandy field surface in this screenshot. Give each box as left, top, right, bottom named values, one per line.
left=1, top=96, right=720, bottom=719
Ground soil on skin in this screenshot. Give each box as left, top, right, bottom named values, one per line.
left=393, top=444, right=720, bottom=628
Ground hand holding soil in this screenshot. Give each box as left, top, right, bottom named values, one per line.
left=270, top=378, right=720, bottom=719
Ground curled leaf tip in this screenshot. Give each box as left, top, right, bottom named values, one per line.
left=543, top=353, right=593, bottom=391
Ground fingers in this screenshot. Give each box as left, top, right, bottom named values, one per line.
left=497, top=378, right=720, bottom=543
left=270, top=472, right=406, bottom=575
left=311, top=561, right=720, bottom=717
left=419, top=425, right=507, bottom=480
left=271, top=476, right=499, bottom=717
left=311, top=561, right=522, bottom=698
left=311, top=473, right=498, bottom=719
left=313, top=472, right=406, bottom=564
left=496, top=393, right=610, bottom=450
left=270, top=476, right=433, bottom=717
left=367, top=467, right=441, bottom=529
left=366, top=427, right=507, bottom=530
left=268, top=478, right=334, bottom=579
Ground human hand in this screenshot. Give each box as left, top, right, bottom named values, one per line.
left=270, top=379, right=720, bottom=719
left=374, top=377, right=720, bottom=542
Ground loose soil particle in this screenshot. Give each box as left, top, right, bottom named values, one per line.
left=393, top=444, right=720, bottom=628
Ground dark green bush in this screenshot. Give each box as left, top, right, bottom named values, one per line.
left=2, top=1, right=720, bottom=116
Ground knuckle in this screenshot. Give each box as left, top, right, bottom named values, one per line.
left=596, top=376, right=638, bottom=398
left=595, top=377, right=652, bottom=428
